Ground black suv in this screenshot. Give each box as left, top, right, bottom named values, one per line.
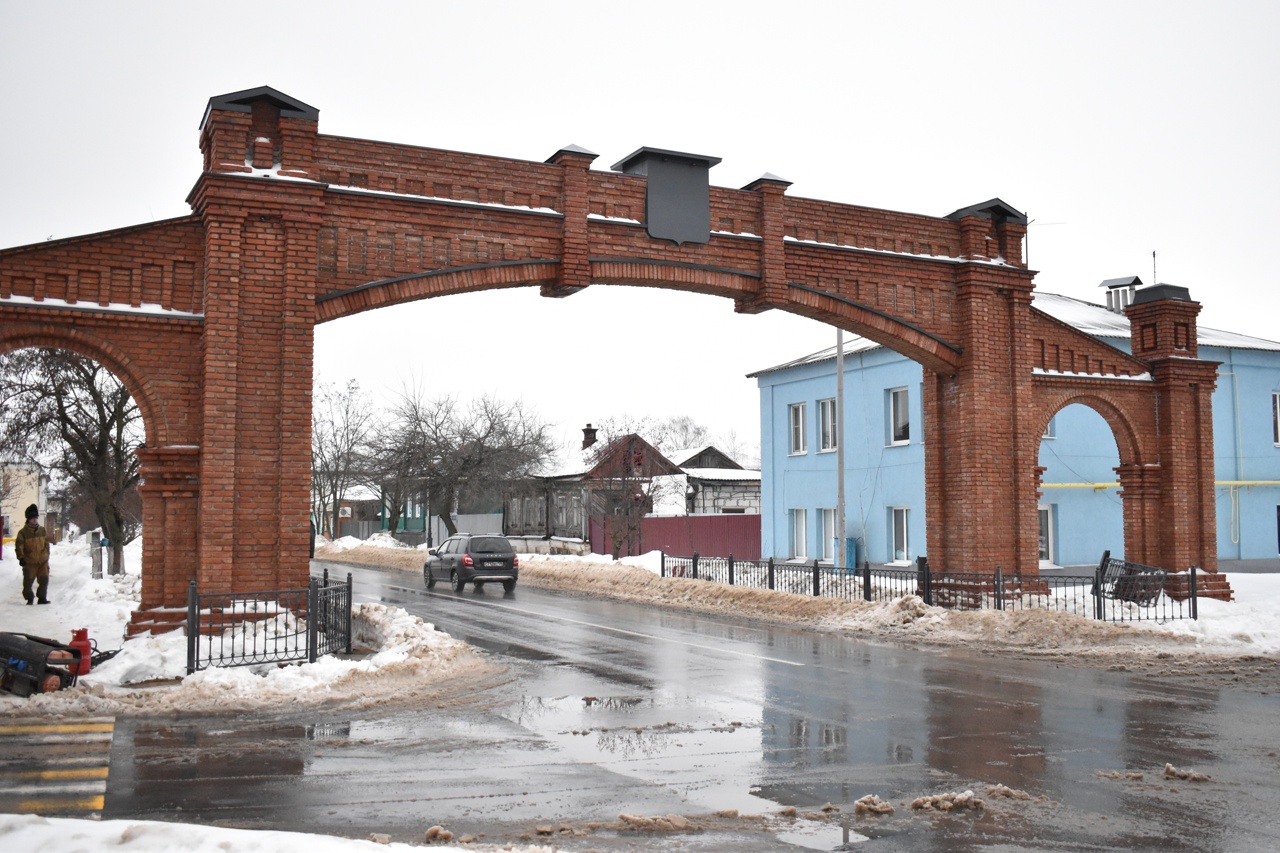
left=424, top=533, right=519, bottom=592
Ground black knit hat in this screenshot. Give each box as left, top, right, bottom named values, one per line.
left=25, top=504, right=38, bottom=520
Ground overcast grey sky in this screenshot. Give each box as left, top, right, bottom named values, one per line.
left=2, top=1, right=1277, bottom=459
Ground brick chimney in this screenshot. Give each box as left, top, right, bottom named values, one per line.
left=582, top=424, right=598, bottom=450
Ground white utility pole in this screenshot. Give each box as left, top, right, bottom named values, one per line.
left=835, top=328, right=846, bottom=570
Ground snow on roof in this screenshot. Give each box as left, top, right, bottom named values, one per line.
left=750, top=290, right=1280, bottom=377
left=342, top=484, right=382, bottom=502
left=683, top=467, right=761, bottom=482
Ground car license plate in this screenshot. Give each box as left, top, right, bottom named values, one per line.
left=484, top=560, right=504, bottom=568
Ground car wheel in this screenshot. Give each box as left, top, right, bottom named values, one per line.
left=425, top=565, right=436, bottom=589
left=451, top=570, right=465, bottom=592
left=502, top=579, right=516, bottom=593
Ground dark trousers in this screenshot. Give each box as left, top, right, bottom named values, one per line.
left=22, top=562, right=49, bottom=603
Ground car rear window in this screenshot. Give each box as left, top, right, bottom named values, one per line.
left=470, top=536, right=513, bottom=553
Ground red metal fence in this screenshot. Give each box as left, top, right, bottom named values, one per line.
left=590, top=514, right=760, bottom=560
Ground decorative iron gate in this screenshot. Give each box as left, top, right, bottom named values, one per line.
left=186, top=569, right=352, bottom=674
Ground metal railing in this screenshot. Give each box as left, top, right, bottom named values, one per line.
left=186, top=569, right=353, bottom=674
left=661, top=553, right=1201, bottom=623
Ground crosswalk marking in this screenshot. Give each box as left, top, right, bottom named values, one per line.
left=0, top=716, right=114, bottom=817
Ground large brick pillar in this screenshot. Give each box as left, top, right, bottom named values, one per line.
left=924, top=258, right=1040, bottom=575
left=187, top=89, right=323, bottom=596
left=189, top=199, right=320, bottom=595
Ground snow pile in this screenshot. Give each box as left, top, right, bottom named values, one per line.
left=910, top=790, right=985, bottom=811
left=0, top=538, right=492, bottom=718
left=853, top=794, right=895, bottom=816
left=0, top=814, right=557, bottom=853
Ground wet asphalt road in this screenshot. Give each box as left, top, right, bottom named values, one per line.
left=101, top=561, right=1280, bottom=851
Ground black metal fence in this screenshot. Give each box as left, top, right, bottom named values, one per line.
left=186, top=569, right=353, bottom=674
left=661, top=553, right=1202, bottom=623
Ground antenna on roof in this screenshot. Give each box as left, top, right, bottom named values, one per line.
left=1152, top=250, right=1157, bottom=284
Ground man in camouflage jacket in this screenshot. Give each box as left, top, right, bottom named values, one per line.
left=14, top=504, right=50, bottom=605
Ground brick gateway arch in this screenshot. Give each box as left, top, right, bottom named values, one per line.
left=0, top=88, right=1218, bottom=630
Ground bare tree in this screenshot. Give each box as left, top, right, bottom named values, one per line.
left=651, top=414, right=710, bottom=456
left=310, top=379, right=376, bottom=539
left=0, top=348, right=142, bottom=573
left=363, top=415, right=420, bottom=536
left=391, top=390, right=555, bottom=538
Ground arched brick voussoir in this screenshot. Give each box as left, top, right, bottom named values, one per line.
left=784, top=283, right=963, bottom=376
left=588, top=258, right=762, bottom=302
left=1031, top=383, right=1150, bottom=466
left=0, top=320, right=174, bottom=446
left=315, top=260, right=561, bottom=323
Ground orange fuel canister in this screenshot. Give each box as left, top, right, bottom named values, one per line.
left=69, top=628, right=93, bottom=675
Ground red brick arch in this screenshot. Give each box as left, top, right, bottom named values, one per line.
left=1033, top=392, right=1144, bottom=467
left=0, top=87, right=1220, bottom=628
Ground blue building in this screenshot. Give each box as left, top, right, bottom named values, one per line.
left=752, top=280, right=1280, bottom=569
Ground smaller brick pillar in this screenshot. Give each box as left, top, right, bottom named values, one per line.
left=130, top=445, right=201, bottom=636
left=543, top=145, right=597, bottom=297
left=1125, top=286, right=1220, bottom=571
left=736, top=174, right=792, bottom=313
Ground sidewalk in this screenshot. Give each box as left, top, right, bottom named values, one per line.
left=1219, top=557, right=1280, bottom=574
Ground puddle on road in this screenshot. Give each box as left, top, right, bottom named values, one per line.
left=494, top=692, right=871, bottom=848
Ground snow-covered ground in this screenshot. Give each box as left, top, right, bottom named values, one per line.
left=0, top=536, right=491, bottom=717
left=0, top=814, right=556, bottom=853
left=2, top=532, right=1276, bottom=851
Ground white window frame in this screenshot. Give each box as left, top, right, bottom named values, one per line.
left=818, top=398, right=838, bottom=452
left=888, top=387, right=910, bottom=446
left=820, top=508, right=836, bottom=562
left=1044, top=415, right=1057, bottom=439
left=791, top=508, right=808, bottom=559
left=789, top=403, right=807, bottom=455
left=1038, top=504, right=1057, bottom=565
left=889, top=506, right=909, bottom=564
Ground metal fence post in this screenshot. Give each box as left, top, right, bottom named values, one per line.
left=812, top=559, right=820, bottom=597
left=1189, top=565, right=1199, bottom=621
left=1093, top=562, right=1104, bottom=620
left=307, top=577, right=319, bottom=664
left=692, top=552, right=699, bottom=581
left=767, top=557, right=775, bottom=591
left=661, top=551, right=666, bottom=578
left=345, top=572, right=354, bottom=653
left=916, top=556, right=933, bottom=606
left=862, top=561, right=872, bottom=602
left=994, top=565, right=1004, bottom=611
left=186, top=580, right=198, bottom=675
left=728, top=554, right=735, bottom=586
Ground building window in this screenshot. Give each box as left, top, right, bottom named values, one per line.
left=890, top=507, right=909, bottom=563
left=1044, top=416, right=1056, bottom=439
left=888, top=387, right=910, bottom=445
left=789, top=403, right=807, bottom=454
left=791, top=508, right=807, bottom=559
left=819, top=398, right=838, bottom=451
left=1038, top=505, right=1056, bottom=564
left=1273, top=392, right=1280, bottom=446
left=820, top=508, right=836, bottom=562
